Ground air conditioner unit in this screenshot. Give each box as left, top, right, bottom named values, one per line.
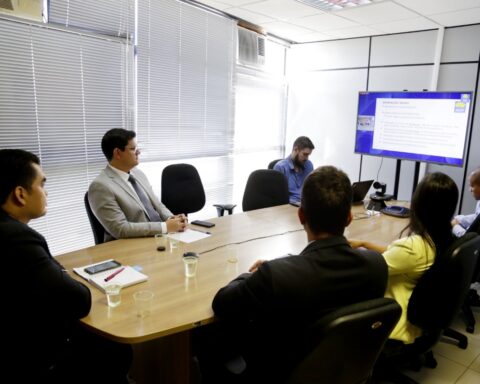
left=0, top=0, right=46, bottom=23
left=238, top=27, right=266, bottom=68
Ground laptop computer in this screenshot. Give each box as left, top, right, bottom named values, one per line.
left=352, top=180, right=374, bottom=204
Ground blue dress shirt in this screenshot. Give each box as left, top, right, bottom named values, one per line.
left=453, top=201, right=480, bottom=237
left=274, top=157, right=313, bottom=203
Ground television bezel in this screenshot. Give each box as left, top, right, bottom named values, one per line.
left=354, top=90, right=473, bottom=167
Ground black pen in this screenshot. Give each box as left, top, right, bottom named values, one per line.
left=190, top=228, right=211, bottom=235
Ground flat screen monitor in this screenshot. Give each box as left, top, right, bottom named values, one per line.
left=354, top=91, right=473, bottom=166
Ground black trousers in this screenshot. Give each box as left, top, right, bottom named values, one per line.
left=193, top=321, right=298, bottom=384
left=44, top=325, right=133, bottom=384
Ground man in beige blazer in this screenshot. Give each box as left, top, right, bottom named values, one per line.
left=89, top=128, right=187, bottom=241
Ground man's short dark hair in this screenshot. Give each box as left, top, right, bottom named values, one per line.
left=293, top=136, right=315, bottom=151
left=0, top=149, right=40, bottom=205
left=470, top=167, right=480, bottom=186
left=101, top=128, right=136, bottom=161
left=301, top=166, right=352, bottom=235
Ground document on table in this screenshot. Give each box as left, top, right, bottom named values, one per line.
left=167, top=228, right=211, bottom=243
left=73, top=260, right=148, bottom=292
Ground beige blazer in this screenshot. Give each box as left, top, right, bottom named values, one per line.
left=88, top=166, right=172, bottom=241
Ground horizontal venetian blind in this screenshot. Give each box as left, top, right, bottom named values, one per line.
left=49, top=0, right=134, bottom=37
left=0, top=18, right=131, bottom=255
left=136, top=0, right=235, bottom=161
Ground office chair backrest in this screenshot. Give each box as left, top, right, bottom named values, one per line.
left=287, top=297, right=401, bottom=384
left=161, top=163, right=206, bottom=215
left=242, top=169, right=289, bottom=212
left=268, top=158, right=282, bottom=169
left=407, top=233, right=480, bottom=331
left=84, top=192, right=106, bottom=245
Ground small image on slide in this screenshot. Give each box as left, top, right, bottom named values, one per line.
left=357, top=115, right=375, bottom=131
left=454, top=101, right=466, bottom=113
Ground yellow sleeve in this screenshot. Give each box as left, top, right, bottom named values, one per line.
left=383, top=236, right=433, bottom=276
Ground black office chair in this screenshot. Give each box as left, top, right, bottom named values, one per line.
left=379, top=233, right=480, bottom=384
left=267, top=158, right=282, bottom=170
left=458, top=214, right=480, bottom=333
left=84, top=191, right=106, bottom=245
left=242, top=169, right=289, bottom=212
left=287, top=297, right=401, bottom=384
left=161, top=164, right=205, bottom=215
left=161, top=163, right=235, bottom=217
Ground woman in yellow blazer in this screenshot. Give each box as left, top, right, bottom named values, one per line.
left=350, top=172, right=458, bottom=343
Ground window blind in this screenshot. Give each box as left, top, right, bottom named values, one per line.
left=49, top=0, right=134, bottom=38
left=232, top=40, right=288, bottom=206
left=135, top=0, right=236, bottom=219
left=136, top=0, right=235, bottom=161
left=0, top=18, right=131, bottom=255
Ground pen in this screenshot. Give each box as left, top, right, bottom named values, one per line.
left=104, top=267, right=125, bottom=282
left=190, top=228, right=211, bottom=235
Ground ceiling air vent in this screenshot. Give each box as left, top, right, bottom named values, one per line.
left=295, top=0, right=381, bottom=12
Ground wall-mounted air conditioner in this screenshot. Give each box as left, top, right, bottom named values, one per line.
left=0, top=0, right=46, bottom=23
left=238, top=27, right=266, bottom=68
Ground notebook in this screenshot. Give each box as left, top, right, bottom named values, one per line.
left=352, top=180, right=374, bottom=204
left=73, top=259, right=148, bottom=293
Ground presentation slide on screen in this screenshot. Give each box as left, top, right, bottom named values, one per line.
left=372, top=98, right=469, bottom=158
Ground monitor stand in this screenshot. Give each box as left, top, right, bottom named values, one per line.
left=368, top=193, right=394, bottom=211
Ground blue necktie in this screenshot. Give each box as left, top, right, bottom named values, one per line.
left=128, top=174, right=161, bottom=222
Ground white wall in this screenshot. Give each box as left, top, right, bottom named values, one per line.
left=430, top=24, right=480, bottom=214
left=286, top=25, right=480, bottom=212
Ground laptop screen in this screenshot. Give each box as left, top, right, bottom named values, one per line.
left=352, top=180, right=374, bottom=204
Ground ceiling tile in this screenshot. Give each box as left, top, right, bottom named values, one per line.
left=244, top=0, right=320, bottom=21
left=429, top=7, right=480, bottom=27
left=195, top=0, right=233, bottom=11
left=227, top=7, right=275, bottom=23
left=294, top=31, right=335, bottom=43
left=327, top=25, right=383, bottom=39
left=193, top=0, right=480, bottom=43
left=207, top=0, right=264, bottom=6
left=338, top=1, right=419, bottom=25
left=394, top=0, right=480, bottom=15
left=372, top=17, right=439, bottom=34
left=296, top=13, right=359, bottom=32
left=260, top=20, right=316, bottom=39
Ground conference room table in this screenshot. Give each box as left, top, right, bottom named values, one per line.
left=57, top=202, right=409, bottom=383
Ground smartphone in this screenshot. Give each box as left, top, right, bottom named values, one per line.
left=191, top=220, right=215, bottom=228
left=84, top=260, right=121, bottom=275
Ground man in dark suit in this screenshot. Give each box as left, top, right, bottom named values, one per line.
left=0, top=149, right=131, bottom=383
left=89, top=128, right=187, bottom=241
left=205, top=166, right=388, bottom=382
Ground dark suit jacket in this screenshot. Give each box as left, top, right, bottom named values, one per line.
left=212, top=235, right=388, bottom=380
left=0, top=209, right=91, bottom=377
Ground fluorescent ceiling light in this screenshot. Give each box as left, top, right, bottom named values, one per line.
left=295, top=0, right=381, bottom=12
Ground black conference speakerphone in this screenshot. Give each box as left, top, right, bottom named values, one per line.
left=381, top=205, right=410, bottom=218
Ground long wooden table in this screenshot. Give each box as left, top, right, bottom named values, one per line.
left=57, top=203, right=409, bottom=383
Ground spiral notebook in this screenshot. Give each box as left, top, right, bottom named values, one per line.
left=73, top=260, right=148, bottom=293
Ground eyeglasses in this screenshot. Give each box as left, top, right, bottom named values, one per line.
left=125, top=146, right=141, bottom=152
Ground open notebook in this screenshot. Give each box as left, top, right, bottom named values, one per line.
left=73, top=259, right=148, bottom=292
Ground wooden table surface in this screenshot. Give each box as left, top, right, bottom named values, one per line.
left=58, top=203, right=409, bottom=344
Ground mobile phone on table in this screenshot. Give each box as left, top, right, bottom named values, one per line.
left=191, top=220, right=215, bottom=228
left=84, top=260, right=121, bottom=275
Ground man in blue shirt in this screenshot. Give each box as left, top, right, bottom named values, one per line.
left=452, top=167, right=480, bottom=236
left=274, top=136, right=315, bottom=204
